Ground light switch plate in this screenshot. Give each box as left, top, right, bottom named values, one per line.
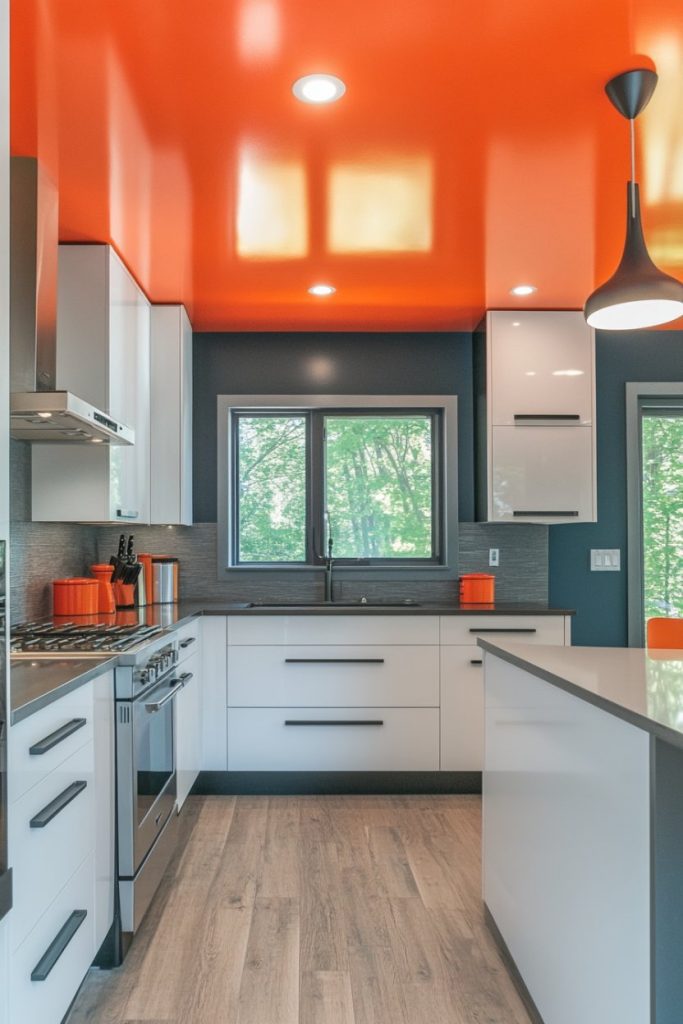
left=590, top=549, right=621, bottom=571
left=489, top=548, right=499, bottom=567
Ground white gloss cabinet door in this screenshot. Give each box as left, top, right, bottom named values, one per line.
left=150, top=305, right=193, bottom=525
left=201, top=617, right=228, bottom=770
left=484, top=655, right=650, bottom=1024
left=490, top=424, right=595, bottom=522
left=440, top=646, right=484, bottom=770
left=93, top=671, right=115, bottom=953
left=489, top=310, right=594, bottom=425
left=108, top=249, right=150, bottom=524
left=175, top=651, right=202, bottom=810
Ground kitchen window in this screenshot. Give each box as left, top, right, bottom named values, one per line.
left=217, top=395, right=458, bottom=577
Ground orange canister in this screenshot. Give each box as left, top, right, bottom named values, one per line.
left=459, top=573, right=495, bottom=604
left=52, top=577, right=99, bottom=617
left=90, top=564, right=116, bottom=615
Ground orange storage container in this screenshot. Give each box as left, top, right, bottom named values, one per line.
left=52, top=577, right=99, bottom=617
left=90, top=564, right=116, bottom=614
left=459, top=573, right=495, bottom=604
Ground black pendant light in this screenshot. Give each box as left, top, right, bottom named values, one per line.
left=584, top=67, right=683, bottom=330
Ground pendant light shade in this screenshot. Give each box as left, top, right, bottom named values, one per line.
left=584, top=68, right=683, bottom=331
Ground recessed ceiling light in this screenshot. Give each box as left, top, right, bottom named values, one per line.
left=292, top=74, right=346, bottom=104
left=512, top=321, right=521, bottom=327
left=552, top=369, right=585, bottom=377
left=510, top=284, right=537, bottom=297
left=308, top=284, right=336, bottom=296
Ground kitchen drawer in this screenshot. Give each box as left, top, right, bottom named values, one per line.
left=440, top=615, right=567, bottom=647
left=11, top=854, right=95, bottom=1024
left=228, top=645, right=439, bottom=707
left=227, top=707, right=439, bottom=771
left=10, top=741, right=95, bottom=950
left=9, top=682, right=94, bottom=802
left=175, top=619, right=200, bottom=665
left=227, top=614, right=439, bottom=647
left=440, top=646, right=484, bottom=771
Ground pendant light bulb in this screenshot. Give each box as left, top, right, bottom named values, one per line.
left=584, top=67, right=683, bottom=331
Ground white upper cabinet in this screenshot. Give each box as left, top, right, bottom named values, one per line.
left=31, top=245, right=151, bottom=523
left=150, top=305, right=193, bottom=525
left=489, top=310, right=594, bottom=425
left=476, top=310, right=597, bottom=524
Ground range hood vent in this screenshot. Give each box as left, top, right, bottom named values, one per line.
left=9, top=157, right=134, bottom=446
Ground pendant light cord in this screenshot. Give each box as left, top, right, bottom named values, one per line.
left=630, top=117, right=636, bottom=218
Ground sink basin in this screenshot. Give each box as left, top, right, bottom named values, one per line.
left=248, top=600, right=421, bottom=608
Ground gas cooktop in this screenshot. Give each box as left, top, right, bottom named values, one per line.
left=10, top=621, right=163, bottom=655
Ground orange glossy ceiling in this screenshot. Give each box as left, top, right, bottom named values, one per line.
left=10, top=0, right=683, bottom=332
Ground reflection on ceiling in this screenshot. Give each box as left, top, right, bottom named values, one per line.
left=328, top=155, right=433, bottom=254
left=237, top=151, right=308, bottom=258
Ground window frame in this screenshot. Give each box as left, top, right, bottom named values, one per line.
left=217, top=394, right=459, bottom=582
left=625, top=382, right=683, bottom=646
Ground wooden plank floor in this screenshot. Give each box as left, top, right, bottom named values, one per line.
left=67, top=795, right=531, bottom=1024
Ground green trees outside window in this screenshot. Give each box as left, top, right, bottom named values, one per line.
left=233, top=410, right=440, bottom=565
left=642, top=413, right=683, bottom=624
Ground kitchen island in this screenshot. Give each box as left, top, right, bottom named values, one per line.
left=480, top=640, right=683, bottom=1024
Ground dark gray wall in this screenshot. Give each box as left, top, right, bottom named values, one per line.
left=549, top=329, right=683, bottom=646
left=193, top=331, right=474, bottom=523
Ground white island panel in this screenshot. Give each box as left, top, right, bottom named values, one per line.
left=483, top=653, right=650, bottom=1024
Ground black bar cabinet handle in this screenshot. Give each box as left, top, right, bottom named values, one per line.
left=513, top=413, right=581, bottom=421
left=116, top=509, right=140, bottom=519
left=470, top=658, right=483, bottom=665
left=513, top=510, right=579, bottom=517
left=469, top=628, right=537, bottom=634
left=180, top=637, right=197, bottom=649
left=284, top=658, right=385, bottom=665
left=284, top=719, right=384, bottom=726
left=30, top=781, right=87, bottom=829
left=31, top=910, right=87, bottom=981
left=30, top=718, right=87, bottom=756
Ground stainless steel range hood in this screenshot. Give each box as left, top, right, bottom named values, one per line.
left=9, top=157, right=134, bottom=445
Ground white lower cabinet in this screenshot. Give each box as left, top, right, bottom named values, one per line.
left=176, top=649, right=202, bottom=810
left=10, top=855, right=95, bottom=1024
left=440, top=616, right=569, bottom=770
left=211, top=613, right=572, bottom=774
left=228, top=708, right=439, bottom=771
left=7, top=669, right=115, bottom=1024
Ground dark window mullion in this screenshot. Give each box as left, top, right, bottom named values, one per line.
left=309, top=411, right=325, bottom=565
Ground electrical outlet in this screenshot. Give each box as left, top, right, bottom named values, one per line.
left=489, top=548, right=499, bottom=567
left=590, top=549, right=621, bottom=571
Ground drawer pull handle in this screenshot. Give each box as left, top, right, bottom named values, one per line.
left=284, top=719, right=384, bottom=726
left=116, top=509, right=139, bottom=519
left=284, top=658, right=385, bottom=665
left=31, top=910, right=87, bottom=982
left=512, top=510, right=579, bottom=518
left=469, top=628, right=537, bottom=634
left=470, top=658, right=483, bottom=665
left=30, top=781, right=87, bottom=829
left=513, top=414, right=581, bottom=421
left=180, top=637, right=197, bottom=649
left=29, top=718, right=87, bottom=756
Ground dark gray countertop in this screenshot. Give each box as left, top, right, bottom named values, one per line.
left=162, top=599, right=576, bottom=621
left=479, top=639, right=683, bottom=750
left=10, top=656, right=117, bottom=724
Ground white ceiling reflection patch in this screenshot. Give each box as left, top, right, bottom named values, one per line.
left=327, top=155, right=433, bottom=254
left=237, top=152, right=308, bottom=258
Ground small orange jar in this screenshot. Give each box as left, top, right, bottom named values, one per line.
left=52, top=578, right=99, bottom=617
left=90, top=564, right=116, bottom=614
left=459, top=573, right=495, bottom=604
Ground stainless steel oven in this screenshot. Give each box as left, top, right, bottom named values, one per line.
left=0, top=541, right=11, bottom=922
left=114, top=636, right=188, bottom=956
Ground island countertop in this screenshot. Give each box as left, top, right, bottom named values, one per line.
left=10, top=656, right=117, bottom=723
left=478, top=638, right=683, bottom=750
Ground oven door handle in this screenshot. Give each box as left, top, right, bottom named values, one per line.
left=144, top=678, right=185, bottom=713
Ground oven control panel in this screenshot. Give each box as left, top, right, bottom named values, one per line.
left=136, top=642, right=179, bottom=688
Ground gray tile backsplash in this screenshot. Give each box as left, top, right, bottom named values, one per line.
left=11, top=434, right=549, bottom=619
